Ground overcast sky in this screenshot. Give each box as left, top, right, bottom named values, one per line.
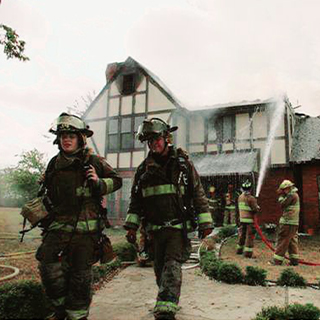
left=1, top=0, right=319, bottom=169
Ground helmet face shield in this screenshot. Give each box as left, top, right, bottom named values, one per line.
left=49, top=113, right=93, bottom=138
left=136, top=119, right=168, bottom=142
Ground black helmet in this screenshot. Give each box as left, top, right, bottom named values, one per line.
left=136, top=118, right=178, bottom=142
left=49, top=113, right=93, bottom=137
left=242, top=180, right=252, bottom=190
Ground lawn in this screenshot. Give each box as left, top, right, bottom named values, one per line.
left=219, top=234, right=320, bottom=283
left=0, top=207, right=127, bottom=284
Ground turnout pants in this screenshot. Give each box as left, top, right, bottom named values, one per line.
left=237, top=222, right=255, bottom=257
left=224, top=208, right=236, bottom=226
left=273, top=224, right=299, bottom=265
left=152, top=228, right=190, bottom=317
left=36, top=231, right=99, bottom=320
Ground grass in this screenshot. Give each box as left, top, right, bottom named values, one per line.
left=0, top=207, right=127, bottom=285
left=220, top=235, right=320, bottom=283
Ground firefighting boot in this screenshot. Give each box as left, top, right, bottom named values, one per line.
left=290, top=258, right=299, bottom=266
left=154, top=311, right=176, bottom=320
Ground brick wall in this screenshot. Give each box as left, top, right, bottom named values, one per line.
left=257, top=167, right=294, bottom=225
left=302, top=163, right=320, bottom=232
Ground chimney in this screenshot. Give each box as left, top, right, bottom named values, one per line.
left=105, top=63, right=119, bottom=83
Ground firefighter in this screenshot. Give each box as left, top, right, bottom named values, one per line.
left=124, top=118, right=213, bottom=320
left=208, top=186, right=222, bottom=227
left=36, top=113, right=122, bottom=320
left=272, top=180, right=300, bottom=266
left=236, top=180, right=260, bottom=258
left=223, top=183, right=238, bottom=226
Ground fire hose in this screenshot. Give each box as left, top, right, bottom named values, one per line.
left=253, top=216, right=320, bottom=266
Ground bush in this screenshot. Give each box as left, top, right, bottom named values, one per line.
left=244, top=266, right=267, bottom=286
left=217, top=262, right=243, bottom=284
left=92, top=259, right=122, bottom=284
left=0, top=280, right=51, bottom=319
left=113, top=241, right=137, bottom=262
left=216, top=225, right=237, bottom=242
left=276, top=268, right=307, bottom=288
left=253, top=303, right=320, bottom=320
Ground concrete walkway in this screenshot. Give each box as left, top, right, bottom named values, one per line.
left=89, top=265, right=320, bottom=320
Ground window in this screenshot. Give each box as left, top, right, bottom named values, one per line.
left=121, top=118, right=133, bottom=149
left=208, top=118, right=218, bottom=142
left=223, top=115, right=233, bottom=142
left=134, top=116, right=145, bottom=148
left=108, top=116, right=145, bottom=151
left=122, top=74, right=135, bottom=95
left=108, top=119, right=118, bottom=150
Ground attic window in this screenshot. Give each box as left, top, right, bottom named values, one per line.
left=122, top=74, right=135, bottom=95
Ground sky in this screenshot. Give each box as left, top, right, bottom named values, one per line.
left=1, top=0, right=320, bottom=169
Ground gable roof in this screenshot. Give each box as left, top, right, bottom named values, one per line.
left=290, top=115, right=320, bottom=163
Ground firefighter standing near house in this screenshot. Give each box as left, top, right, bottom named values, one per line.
left=223, top=183, right=238, bottom=226
left=35, top=113, right=122, bottom=320
left=236, top=180, right=260, bottom=258
left=124, top=118, right=213, bottom=320
left=208, top=185, right=222, bottom=227
left=273, top=180, right=300, bottom=266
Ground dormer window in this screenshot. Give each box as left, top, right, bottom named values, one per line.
left=121, top=73, right=136, bottom=95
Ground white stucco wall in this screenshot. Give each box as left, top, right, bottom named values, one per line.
left=85, top=89, right=108, bottom=120
left=236, top=113, right=250, bottom=140
left=135, top=93, right=146, bottom=113
left=106, top=153, right=118, bottom=168
left=271, top=139, right=286, bottom=164
left=109, top=97, right=120, bottom=117
left=119, top=152, right=131, bottom=168
left=87, top=120, right=106, bottom=156
left=252, top=112, right=267, bottom=139
left=148, top=82, right=175, bottom=111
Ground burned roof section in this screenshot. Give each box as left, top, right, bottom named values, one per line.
left=290, top=114, right=320, bottom=163
left=191, top=151, right=258, bottom=176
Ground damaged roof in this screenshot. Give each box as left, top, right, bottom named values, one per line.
left=191, top=151, right=258, bottom=176
left=290, top=115, right=320, bottom=163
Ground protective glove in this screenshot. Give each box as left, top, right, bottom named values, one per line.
left=199, top=228, right=213, bottom=239
left=126, top=229, right=137, bottom=244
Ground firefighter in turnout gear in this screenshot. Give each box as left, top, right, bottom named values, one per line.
left=36, top=113, right=122, bottom=320
left=208, top=186, right=222, bottom=227
left=124, top=118, right=213, bottom=320
left=236, top=180, right=260, bottom=258
left=273, top=180, right=300, bottom=266
left=223, top=183, right=238, bottom=226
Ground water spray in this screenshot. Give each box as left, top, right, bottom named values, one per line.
left=255, top=97, right=286, bottom=197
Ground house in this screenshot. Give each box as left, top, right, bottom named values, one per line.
left=82, top=57, right=319, bottom=232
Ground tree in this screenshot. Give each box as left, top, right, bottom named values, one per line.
left=0, top=24, right=29, bottom=61
left=2, top=149, right=46, bottom=205
left=0, top=0, right=29, bottom=61
left=67, top=90, right=96, bottom=116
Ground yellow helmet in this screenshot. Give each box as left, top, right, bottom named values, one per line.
left=209, top=186, right=215, bottom=193
left=279, top=180, right=294, bottom=190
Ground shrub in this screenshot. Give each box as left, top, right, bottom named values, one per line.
left=276, top=268, right=307, bottom=288
left=253, top=303, right=320, bottom=320
left=113, top=241, right=137, bottom=262
left=216, top=225, right=237, bottom=242
left=217, top=262, right=243, bottom=284
left=92, top=259, right=122, bottom=284
left=0, top=280, right=51, bottom=319
left=200, top=250, right=222, bottom=280
left=244, top=266, right=267, bottom=286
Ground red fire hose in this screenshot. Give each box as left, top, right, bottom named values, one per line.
left=253, top=216, right=320, bottom=266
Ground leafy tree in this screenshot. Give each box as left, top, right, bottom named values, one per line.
left=3, top=149, right=46, bottom=203
left=0, top=0, right=29, bottom=61
left=0, top=24, right=29, bottom=61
